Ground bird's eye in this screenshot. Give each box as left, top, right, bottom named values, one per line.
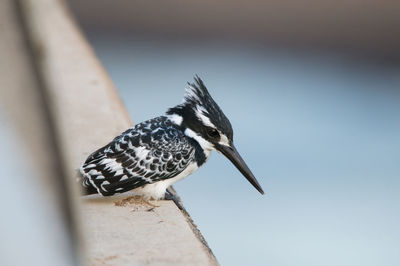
left=207, top=128, right=220, bottom=138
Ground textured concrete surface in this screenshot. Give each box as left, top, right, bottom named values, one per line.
left=18, top=0, right=218, bottom=265
left=82, top=194, right=216, bottom=265
left=19, top=0, right=132, bottom=171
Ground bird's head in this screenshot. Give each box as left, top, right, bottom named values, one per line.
left=167, top=76, right=264, bottom=195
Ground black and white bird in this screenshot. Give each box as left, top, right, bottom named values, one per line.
left=79, top=76, right=264, bottom=201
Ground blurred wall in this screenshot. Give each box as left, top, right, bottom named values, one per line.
left=68, top=0, right=400, bottom=63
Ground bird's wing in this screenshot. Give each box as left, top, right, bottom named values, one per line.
left=80, top=117, right=195, bottom=196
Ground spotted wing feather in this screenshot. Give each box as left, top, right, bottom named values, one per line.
left=80, top=116, right=195, bottom=196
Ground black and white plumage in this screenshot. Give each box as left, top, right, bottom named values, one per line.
left=79, top=76, right=264, bottom=199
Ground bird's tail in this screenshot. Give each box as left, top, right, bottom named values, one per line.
left=82, top=184, right=98, bottom=195
left=75, top=168, right=99, bottom=195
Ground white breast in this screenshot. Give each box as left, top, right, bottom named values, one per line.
left=133, top=161, right=199, bottom=200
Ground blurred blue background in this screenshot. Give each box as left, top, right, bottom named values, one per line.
left=68, top=1, right=400, bottom=265
left=83, top=36, right=400, bottom=266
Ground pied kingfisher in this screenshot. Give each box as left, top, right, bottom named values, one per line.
left=79, top=76, right=264, bottom=201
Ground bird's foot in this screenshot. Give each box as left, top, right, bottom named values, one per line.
left=164, top=188, right=183, bottom=210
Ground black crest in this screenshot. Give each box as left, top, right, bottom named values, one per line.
left=167, top=75, right=233, bottom=141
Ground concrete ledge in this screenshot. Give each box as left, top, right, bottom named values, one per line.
left=0, top=0, right=80, bottom=264
left=18, top=0, right=218, bottom=265
left=82, top=194, right=216, bottom=265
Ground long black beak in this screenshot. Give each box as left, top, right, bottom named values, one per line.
left=216, top=144, right=264, bottom=195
